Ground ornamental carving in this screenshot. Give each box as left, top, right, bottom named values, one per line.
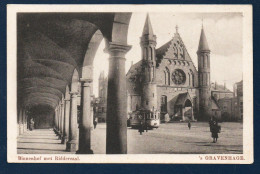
left=172, top=69, right=186, bottom=85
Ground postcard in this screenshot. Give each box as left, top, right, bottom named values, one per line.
left=7, top=4, right=253, bottom=164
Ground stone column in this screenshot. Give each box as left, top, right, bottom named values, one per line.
left=77, top=79, right=93, bottom=154
left=57, top=106, right=61, bottom=136
left=57, top=106, right=59, bottom=131
left=23, top=110, right=27, bottom=132
left=106, top=42, right=131, bottom=154
left=54, top=108, right=58, bottom=131
left=66, top=92, right=79, bottom=152
left=62, top=98, right=70, bottom=144
left=60, top=102, right=64, bottom=140
left=21, top=108, right=25, bottom=134
left=18, top=108, right=23, bottom=135
left=90, top=95, right=94, bottom=129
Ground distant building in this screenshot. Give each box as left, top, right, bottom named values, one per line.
left=233, top=80, right=243, bottom=121
left=96, top=71, right=107, bottom=122
left=126, top=14, right=222, bottom=121
left=96, top=15, right=243, bottom=122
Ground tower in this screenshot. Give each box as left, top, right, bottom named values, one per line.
left=140, top=14, right=157, bottom=111
left=197, top=26, right=211, bottom=120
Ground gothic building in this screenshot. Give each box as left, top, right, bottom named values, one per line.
left=96, top=71, right=108, bottom=122
left=126, top=14, right=222, bottom=121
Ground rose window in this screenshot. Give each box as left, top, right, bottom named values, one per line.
left=172, top=69, right=186, bottom=85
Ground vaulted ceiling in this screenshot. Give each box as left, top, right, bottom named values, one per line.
left=17, top=13, right=131, bottom=110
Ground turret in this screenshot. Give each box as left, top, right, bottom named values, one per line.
left=197, top=26, right=211, bottom=120
left=140, top=14, right=157, bottom=83
left=140, top=14, right=158, bottom=112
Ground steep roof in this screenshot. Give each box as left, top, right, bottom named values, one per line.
left=211, top=96, right=220, bottom=110
left=155, top=31, right=196, bottom=72
left=198, top=28, right=210, bottom=51
left=142, top=14, right=154, bottom=36
left=155, top=40, right=172, bottom=60
left=126, top=60, right=142, bottom=95
left=175, top=92, right=192, bottom=106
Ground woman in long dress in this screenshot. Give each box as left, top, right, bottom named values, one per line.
left=211, top=121, right=220, bottom=143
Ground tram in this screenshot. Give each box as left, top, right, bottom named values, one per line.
left=129, top=109, right=160, bottom=129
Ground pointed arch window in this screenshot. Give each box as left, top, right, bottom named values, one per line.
left=190, top=70, right=194, bottom=87
left=146, top=47, right=149, bottom=60
left=166, top=67, right=170, bottom=85
left=164, top=71, right=167, bottom=85
left=204, top=55, right=207, bottom=68
left=188, top=73, right=190, bottom=86
left=202, top=56, right=205, bottom=68
left=207, top=54, right=210, bottom=68
left=150, top=47, right=153, bottom=60
left=161, top=95, right=167, bottom=113
left=143, top=48, right=146, bottom=59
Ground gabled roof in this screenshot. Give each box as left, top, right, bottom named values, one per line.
left=155, top=40, right=172, bottom=60
left=155, top=32, right=195, bottom=70
left=175, top=92, right=192, bottom=106
left=126, top=60, right=142, bottom=77
left=126, top=60, right=142, bottom=95
left=211, top=96, right=220, bottom=110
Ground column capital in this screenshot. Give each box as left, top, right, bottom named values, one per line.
left=64, top=98, right=70, bottom=101
left=70, top=92, right=78, bottom=98
left=80, top=78, right=93, bottom=87
left=105, top=42, right=132, bottom=58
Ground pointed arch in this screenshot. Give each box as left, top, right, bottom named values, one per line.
left=188, top=73, right=190, bottom=86
left=163, top=71, right=167, bottom=85
left=190, top=69, right=194, bottom=87
left=150, top=47, right=153, bottom=60
left=71, top=68, right=79, bottom=92
left=165, top=67, right=170, bottom=85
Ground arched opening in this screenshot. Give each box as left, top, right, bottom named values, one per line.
left=183, top=99, right=193, bottom=120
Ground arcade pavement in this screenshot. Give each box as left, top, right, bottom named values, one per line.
left=17, top=122, right=243, bottom=154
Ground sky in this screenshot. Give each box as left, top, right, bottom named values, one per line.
left=93, top=12, right=243, bottom=96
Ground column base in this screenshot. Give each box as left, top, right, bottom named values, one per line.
left=66, top=140, right=78, bottom=152
left=61, top=136, right=68, bottom=144
left=76, top=148, right=93, bottom=154
left=19, top=124, right=24, bottom=135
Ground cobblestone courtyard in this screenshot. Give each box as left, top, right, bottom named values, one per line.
left=18, top=122, right=243, bottom=154
left=92, top=122, right=243, bottom=154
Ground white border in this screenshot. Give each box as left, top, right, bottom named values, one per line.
left=7, top=4, right=253, bottom=164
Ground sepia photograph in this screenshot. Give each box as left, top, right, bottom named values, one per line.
left=7, top=5, right=253, bottom=163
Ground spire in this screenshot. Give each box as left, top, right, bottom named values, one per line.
left=175, top=25, right=179, bottom=33
left=142, top=14, right=154, bottom=36
left=198, top=27, right=210, bottom=51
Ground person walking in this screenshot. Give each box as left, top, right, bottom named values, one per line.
left=29, top=118, right=34, bottom=131
left=188, top=120, right=191, bottom=130
left=93, top=117, right=98, bottom=129
left=210, top=120, right=220, bottom=143
left=139, top=121, right=144, bottom=135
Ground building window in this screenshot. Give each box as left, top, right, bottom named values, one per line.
left=190, top=70, right=194, bottom=87
left=146, top=47, right=149, bottom=60
left=161, top=95, right=167, bottom=113
left=166, top=67, right=170, bottom=85
left=188, top=73, right=190, bottom=86
left=150, top=47, right=153, bottom=60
